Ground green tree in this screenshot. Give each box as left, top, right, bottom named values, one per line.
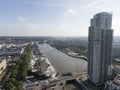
left=16, top=81, right=23, bottom=90
left=4, top=82, right=16, bottom=90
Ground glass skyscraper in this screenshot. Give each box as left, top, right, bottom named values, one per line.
left=88, top=12, right=113, bottom=85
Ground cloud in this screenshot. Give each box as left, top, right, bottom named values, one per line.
left=17, top=0, right=67, bottom=8
left=29, top=26, right=37, bottom=30
left=18, top=17, right=26, bottom=22
left=61, top=20, right=68, bottom=24
left=65, top=9, right=77, bottom=16
left=81, top=0, right=113, bottom=11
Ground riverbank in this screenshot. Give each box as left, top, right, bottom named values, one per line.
left=49, top=44, right=88, bottom=61
left=44, top=56, right=58, bottom=79
left=38, top=45, right=58, bottom=79
left=60, top=49, right=88, bottom=61
left=48, top=44, right=88, bottom=61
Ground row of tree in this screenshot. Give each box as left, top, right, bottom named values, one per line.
left=4, top=44, right=31, bottom=90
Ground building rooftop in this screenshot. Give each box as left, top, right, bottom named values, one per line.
left=114, top=74, right=120, bottom=85
left=96, top=12, right=112, bottom=15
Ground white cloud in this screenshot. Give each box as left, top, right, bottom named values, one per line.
left=64, top=9, right=77, bottom=16
left=18, top=17, right=26, bottom=22
left=61, top=20, right=68, bottom=24
left=29, top=26, right=37, bottom=30
left=18, top=0, right=67, bottom=8
left=81, top=0, right=113, bottom=11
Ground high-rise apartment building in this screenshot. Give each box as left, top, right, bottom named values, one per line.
left=88, top=12, right=113, bottom=85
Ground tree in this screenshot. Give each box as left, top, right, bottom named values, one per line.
left=16, top=81, right=23, bottom=90
left=8, top=78, right=16, bottom=84
left=4, top=82, right=16, bottom=90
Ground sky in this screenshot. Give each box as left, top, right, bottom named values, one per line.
left=0, top=0, right=120, bottom=36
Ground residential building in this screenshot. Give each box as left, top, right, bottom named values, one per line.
left=23, top=81, right=42, bottom=90
left=88, top=12, right=113, bottom=85
left=113, top=65, right=120, bottom=77
left=105, top=75, right=120, bottom=90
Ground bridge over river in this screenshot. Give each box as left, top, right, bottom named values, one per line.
left=49, top=73, right=88, bottom=86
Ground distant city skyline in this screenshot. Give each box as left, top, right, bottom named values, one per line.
left=0, top=0, right=120, bottom=36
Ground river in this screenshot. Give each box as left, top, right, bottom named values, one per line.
left=39, top=43, right=87, bottom=75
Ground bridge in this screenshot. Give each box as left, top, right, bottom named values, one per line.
left=49, top=73, right=87, bottom=85
left=59, top=74, right=83, bottom=81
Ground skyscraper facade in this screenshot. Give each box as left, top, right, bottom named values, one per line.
left=88, top=12, right=113, bottom=85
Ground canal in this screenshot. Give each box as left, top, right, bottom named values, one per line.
left=39, top=43, right=87, bottom=75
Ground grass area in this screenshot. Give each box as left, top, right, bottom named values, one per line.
left=66, top=84, right=76, bottom=90
left=65, top=82, right=81, bottom=90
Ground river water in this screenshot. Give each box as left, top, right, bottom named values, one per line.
left=39, top=43, right=87, bottom=75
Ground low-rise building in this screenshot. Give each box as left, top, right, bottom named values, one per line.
left=30, top=57, right=47, bottom=75
left=113, top=65, right=120, bottom=77
left=0, top=57, right=7, bottom=75
left=105, top=75, right=120, bottom=90
left=30, top=43, right=47, bottom=75
left=23, top=76, right=49, bottom=90
left=23, top=76, right=65, bottom=90
left=24, top=82, right=42, bottom=90
left=0, top=46, right=24, bottom=56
